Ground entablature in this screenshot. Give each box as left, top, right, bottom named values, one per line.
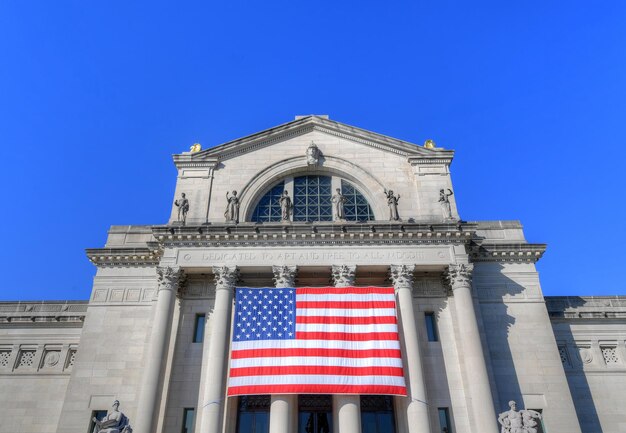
left=152, top=221, right=476, bottom=248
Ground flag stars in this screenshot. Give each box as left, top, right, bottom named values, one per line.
left=233, top=288, right=296, bottom=342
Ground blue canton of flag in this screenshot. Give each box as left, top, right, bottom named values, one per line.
left=233, top=288, right=296, bottom=341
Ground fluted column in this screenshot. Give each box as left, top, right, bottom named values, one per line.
left=389, top=265, right=431, bottom=433
left=445, top=264, right=498, bottom=433
left=269, top=265, right=299, bottom=433
left=200, top=266, right=239, bottom=433
left=331, top=265, right=361, bottom=433
left=135, top=266, right=184, bottom=433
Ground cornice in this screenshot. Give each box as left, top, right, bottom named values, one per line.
left=86, top=246, right=162, bottom=268
left=176, top=116, right=453, bottom=163
left=469, top=242, right=546, bottom=263
left=152, top=222, right=476, bottom=248
left=546, top=296, right=626, bottom=321
left=0, top=302, right=87, bottom=328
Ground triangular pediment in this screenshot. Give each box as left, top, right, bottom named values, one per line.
left=173, top=116, right=454, bottom=167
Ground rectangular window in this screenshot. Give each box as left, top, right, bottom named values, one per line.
left=193, top=314, right=206, bottom=343
left=425, top=312, right=439, bottom=342
left=438, top=407, right=452, bottom=433
left=182, top=408, right=195, bottom=433
left=237, top=395, right=270, bottom=433
left=89, top=410, right=108, bottom=433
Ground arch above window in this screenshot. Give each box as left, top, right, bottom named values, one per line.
left=250, top=175, right=374, bottom=223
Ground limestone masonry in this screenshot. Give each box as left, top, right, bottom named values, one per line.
left=0, top=116, right=624, bottom=433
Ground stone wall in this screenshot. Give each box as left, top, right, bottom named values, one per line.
left=0, top=302, right=85, bottom=433
left=474, top=262, right=583, bottom=433
left=547, top=296, right=626, bottom=433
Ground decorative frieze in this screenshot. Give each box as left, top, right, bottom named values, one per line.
left=0, top=350, right=11, bottom=367
left=272, top=265, right=297, bottom=288
left=331, top=265, right=356, bottom=287
left=601, top=346, right=618, bottom=364
left=16, top=350, right=36, bottom=369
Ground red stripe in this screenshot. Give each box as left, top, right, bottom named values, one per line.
left=296, top=331, right=399, bottom=341
left=296, top=287, right=395, bottom=295
left=296, top=300, right=396, bottom=309
left=297, top=315, right=397, bottom=325
left=228, top=384, right=407, bottom=396
left=229, top=365, right=404, bottom=377
left=231, top=348, right=402, bottom=359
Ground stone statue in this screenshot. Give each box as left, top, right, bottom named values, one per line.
left=174, top=193, right=189, bottom=224
left=384, top=189, right=400, bottom=221
left=306, top=141, right=320, bottom=166
left=92, top=400, right=132, bottom=433
left=224, top=191, right=240, bottom=223
left=439, top=188, right=454, bottom=220
left=332, top=188, right=346, bottom=221
left=497, top=400, right=542, bottom=433
left=279, top=190, right=293, bottom=221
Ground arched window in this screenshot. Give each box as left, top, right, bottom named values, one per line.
left=250, top=175, right=374, bottom=223
left=250, top=181, right=284, bottom=223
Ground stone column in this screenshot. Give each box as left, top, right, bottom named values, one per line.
left=331, top=265, right=361, bottom=433
left=389, top=265, right=431, bottom=433
left=200, top=266, right=239, bottom=433
left=269, top=266, right=299, bottom=433
left=135, top=266, right=184, bottom=433
left=444, top=264, right=499, bottom=433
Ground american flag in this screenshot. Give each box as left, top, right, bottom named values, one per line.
left=227, top=286, right=407, bottom=396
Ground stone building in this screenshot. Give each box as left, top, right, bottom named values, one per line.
left=0, top=115, right=624, bottom=433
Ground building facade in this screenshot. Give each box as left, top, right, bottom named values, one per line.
left=0, top=116, right=624, bottom=433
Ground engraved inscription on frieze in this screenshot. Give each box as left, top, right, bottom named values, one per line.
left=178, top=246, right=450, bottom=266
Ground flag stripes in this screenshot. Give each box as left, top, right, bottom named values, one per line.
left=227, top=286, right=407, bottom=396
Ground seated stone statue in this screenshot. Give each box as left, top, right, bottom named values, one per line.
left=92, top=400, right=132, bottom=433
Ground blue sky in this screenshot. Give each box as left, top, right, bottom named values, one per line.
left=0, top=1, right=624, bottom=301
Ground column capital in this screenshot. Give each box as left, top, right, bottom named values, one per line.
left=272, top=265, right=298, bottom=288
left=443, top=263, right=474, bottom=290
left=212, top=266, right=240, bottom=291
left=389, top=264, right=415, bottom=292
left=331, top=265, right=356, bottom=287
left=156, top=266, right=185, bottom=292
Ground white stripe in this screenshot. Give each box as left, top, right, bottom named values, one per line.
left=231, top=339, right=400, bottom=351
left=296, top=293, right=395, bottom=302
left=228, top=374, right=406, bottom=388
left=297, top=308, right=397, bottom=317
left=296, top=323, right=398, bottom=334
left=231, top=356, right=403, bottom=369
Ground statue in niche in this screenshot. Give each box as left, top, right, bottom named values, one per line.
left=497, top=400, right=542, bottom=433
left=384, top=189, right=401, bottom=221
left=439, top=188, right=454, bottom=220
left=174, top=193, right=189, bottom=224
left=224, top=190, right=240, bottom=223
left=92, top=400, right=132, bottom=433
left=332, top=188, right=346, bottom=221
left=306, top=141, right=321, bottom=166
left=279, top=190, right=293, bottom=221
